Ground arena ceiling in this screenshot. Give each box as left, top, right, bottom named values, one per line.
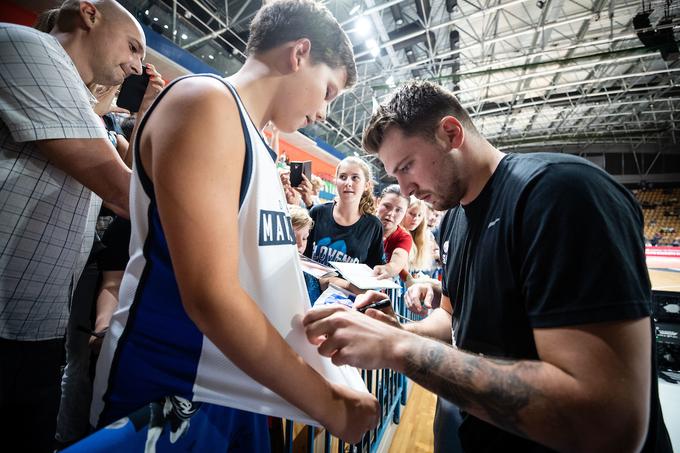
left=27, top=0, right=680, bottom=182
left=126, top=0, right=679, bottom=182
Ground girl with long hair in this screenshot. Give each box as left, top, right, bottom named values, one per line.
left=304, top=156, right=384, bottom=272
left=401, top=198, right=433, bottom=275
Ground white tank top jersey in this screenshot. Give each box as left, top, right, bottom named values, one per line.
left=91, top=75, right=367, bottom=427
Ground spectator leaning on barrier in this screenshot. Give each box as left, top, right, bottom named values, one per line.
left=303, top=156, right=386, bottom=289
left=0, top=1, right=145, bottom=450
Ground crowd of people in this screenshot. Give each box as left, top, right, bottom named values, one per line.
left=0, top=0, right=672, bottom=452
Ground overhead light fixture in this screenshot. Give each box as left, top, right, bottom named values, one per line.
left=163, top=24, right=168, bottom=29
left=181, top=33, right=188, bottom=40
left=366, top=38, right=380, bottom=57
left=153, top=17, right=159, bottom=21
left=395, top=18, right=403, bottom=25
left=144, top=10, right=149, bottom=15
left=349, top=4, right=361, bottom=15
left=356, top=16, right=372, bottom=37
left=386, top=75, right=395, bottom=88
left=232, top=47, right=239, bottom=55
left=184, top=11, right=192, bottom=19
left=208, top=54, right=214, bottom=60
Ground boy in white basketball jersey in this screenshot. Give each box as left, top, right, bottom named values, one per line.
left=88, top=1, right=379, bottom=450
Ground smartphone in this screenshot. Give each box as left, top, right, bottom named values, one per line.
left=290, top=161, right=312, bottom=187
left=116, top=65, right=150, bottom=113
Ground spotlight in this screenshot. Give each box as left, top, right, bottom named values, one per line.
left=356, top=16, right=372, bottom=37
left=536, top=0, right=545, bottom=8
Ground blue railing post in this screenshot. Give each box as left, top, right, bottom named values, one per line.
left=307, top=426, right=315, bottom=453
left=285, top=419, right=294, bottom=453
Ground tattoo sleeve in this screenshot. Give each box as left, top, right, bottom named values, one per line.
left=403, top=339, right=544, bottom=438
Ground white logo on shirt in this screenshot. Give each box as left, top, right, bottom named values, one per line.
left=487, top=218, right=501, bottom=229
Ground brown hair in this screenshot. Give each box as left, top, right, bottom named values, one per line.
left=380, top=184, right=410, bottom=206
left=34, top=8, right=59, bottom=32
left=247, top=0, right=357, bottom=87
left=336, top=156, right=376, bottom=216
left=362, top=80, right=478, bottom=154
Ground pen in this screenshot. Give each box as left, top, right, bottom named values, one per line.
left=357, top=298, right=391, bottom=313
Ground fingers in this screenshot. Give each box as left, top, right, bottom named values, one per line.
left=353, top=290, right=388, bottom=310
left=364, top=308, right=400, bottom=328
left=294, top=175, right=313, bottom=195
left=144, top=64, right=165, bottom=95
left=423, top=287, right=434, bottom=309
left=303, top=307, right=353, bottom=349
left=404, top=289, right=423, bottom=313
left=303, top=304, right=348, bottom=331
left=109, top=106, right=130, bottom=114
left=371, top=266, right=390, bottom=280
left=317, top=332, right=342, bottom=358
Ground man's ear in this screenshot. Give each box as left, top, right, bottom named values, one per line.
left=79, top=1, right=99, bottom=30
left=289, top=38, right=312, bottom=72
left=438, top=116, right=465, bottom=150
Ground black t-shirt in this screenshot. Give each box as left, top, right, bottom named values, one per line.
left=438, top=153, right=671, bottom=452
left=304, top=202, right=385, bottom=267
left=96, top=216, right=131, bottom=271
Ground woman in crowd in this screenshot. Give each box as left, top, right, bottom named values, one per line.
left=373, top=185, right=412, bottom=280
left=401, top=198, right=433, bottom=278
left=303, top=156, right=384, bottom=275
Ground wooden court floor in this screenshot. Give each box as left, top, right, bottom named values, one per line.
left=388, top=263, right=680, bottom=453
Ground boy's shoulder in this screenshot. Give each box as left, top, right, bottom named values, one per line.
left=150, top=75, right=239, bottom=125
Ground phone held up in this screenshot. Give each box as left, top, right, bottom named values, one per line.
left=116, top=65, right=151, bottom=113
left=290, top=161, right=312, bottom=187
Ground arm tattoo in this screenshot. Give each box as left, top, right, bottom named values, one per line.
left=403, top=340, right=543, bottom=438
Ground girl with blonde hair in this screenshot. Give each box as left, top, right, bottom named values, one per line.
left=303, top=156, right=384, bottom=270
left=401, top=197, right=433, bottom=274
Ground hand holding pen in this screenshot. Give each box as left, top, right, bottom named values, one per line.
left=352, top=291, right=404, bottom=328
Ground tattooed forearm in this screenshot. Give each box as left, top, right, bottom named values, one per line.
left=403, top=340, right=543, bottom=438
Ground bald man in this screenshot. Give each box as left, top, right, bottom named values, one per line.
left=0, top=1, right=145, bottom=450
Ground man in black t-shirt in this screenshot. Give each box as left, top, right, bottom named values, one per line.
left=302, top=81, right=672, bottom=452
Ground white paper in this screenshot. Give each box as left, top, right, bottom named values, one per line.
left=330, top=262, right=401, bottom=290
